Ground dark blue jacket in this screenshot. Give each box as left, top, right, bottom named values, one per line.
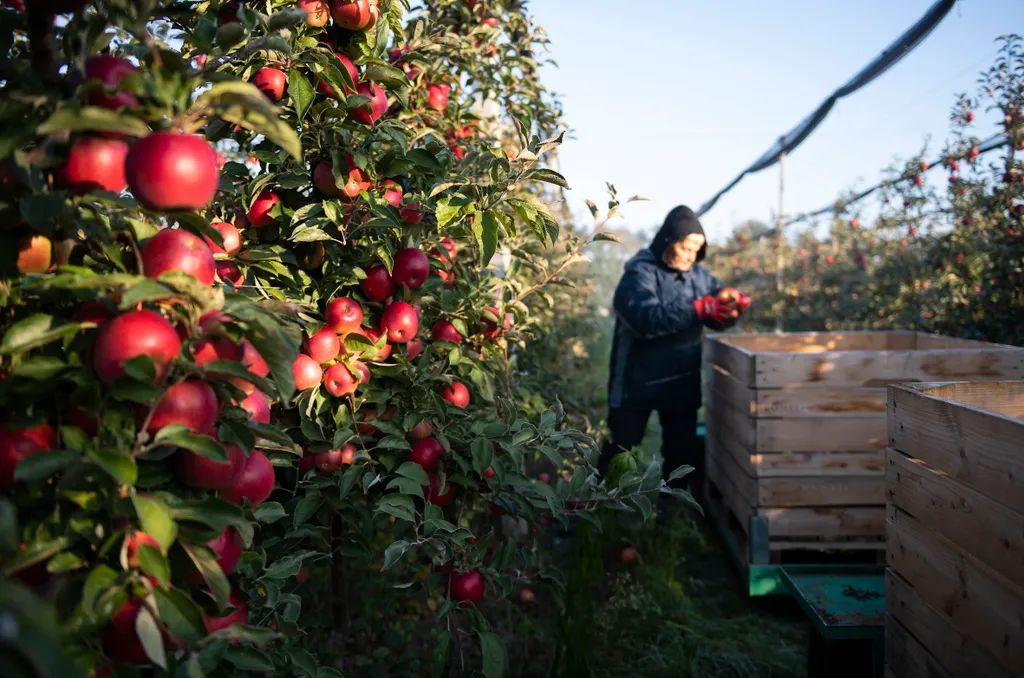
left=608, top=248, right=722, bottom=411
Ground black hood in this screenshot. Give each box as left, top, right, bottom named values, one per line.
left=650, top=205, right=707, bottom=263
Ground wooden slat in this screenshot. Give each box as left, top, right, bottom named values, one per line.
left=885, top=614, right=954, bottom=678
left=708, top=364, right=755, bottom=415
left=769, top=539, right=883, bottom=552
left=705, top=405, right=757, bottom=477
left=708, top=389, right=756, bottom=452
left=757, top=414, right=887, bottom=452
left=706, top=431, right=757, bottom=508
left=705, top=454, right=753, bottom=534
left=755, top=347, right=1024, bottom=389
left=718, top=331, right=892, bottom=353
left=756, top=385, right=888, bottom=418
left=886, top=448, right=1024, bottom=587
left=758, top=474, right=884, bottom=507
left=888, top=383, right=1024, bottom=514
left=902, top=381, right=1024, bottom=420
left=704, top=334, right=753, bottom=388
left=914, top=333, right=1015, bottom=350
left=760, top=506, right=885, bottom=538
left=750, top=450, right=884, bottom=477
left=886, top=506, right=1024, bottom=674
left=886, top=570, right=1014, bottom=678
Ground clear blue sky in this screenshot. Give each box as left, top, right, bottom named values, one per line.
left=530, top=0, right=1024, bottom=241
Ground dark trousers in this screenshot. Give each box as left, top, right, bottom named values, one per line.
left=597, top=408, right=702, bottom=491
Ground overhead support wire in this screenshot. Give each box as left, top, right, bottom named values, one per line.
left=696, top=0, right=958, bottom=218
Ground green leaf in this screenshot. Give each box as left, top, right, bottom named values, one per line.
left=408, top=149, right=443, bottom=171
left=395, top=461, right=429, bottom=486
left=137, top=545, right=171, bottom=586
left=363, top=62, right=410, bottom=89
left=376, top=435, right=411, bottom=451
left=263, top=556, right=302, bottom=580
left=267, top=7, right=308, bottom=30
left=253, top=502, right=287, bottom=524
left=387, top=477, right=424, bottom=497
left=470, top=438, right=493, bottom=476
left=0, top=498, right=15, bottom=553
left=194, top=81, right=302, bottom=161
left=184, top=655, right=205, bottom=678
left=292, top=494, right=323, bottom=529
left=37, top=106, right=149, bottom=137
left=0, top=314, right=79, bottom=355
left=155, top=587, right=205, bottom=644
left=87, top=448, right=138, bottom=485
left=81, top=565, right=120, bottom=620
left=181, top=540, right=230, bottom=609
left=431, top=630, right=454, bottom=678
left=591, top=232, right=621, bottom=243
left=170, top=498, right=245, bottom=532
left=479, top=211, right=500, bottom=267
left=288, top=69, right=315, bottom=120
left=667, top=464, right=694, bottom=482
left=202, top=360, right=276, bottom=397
left=478, top=632, right=508, bottom=678
left=290, top=648, right=319, bottom=677
left=382, top=539, right=410, bottom=571
left=132, top=495, right=177, bottom=553
left=155, top=428, right=226, bottom=461
left=374, top=494, right=417, bottom=522
left=630, top=493, right=652, bottom=522
left=136, top=604, right=168, bottom=669
left=225, top=646, right=275, bottom=672
left=435, top=196, right=476, bottom=230
left=119, top=279, right=176, bottom=308
left=12, top=356, right=69, bottom=380
left=526, top=167, right=570, bottom=189
left=13, top=449, right=79, bottom=481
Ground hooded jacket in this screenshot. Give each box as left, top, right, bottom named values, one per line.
left=608, top=206, right=722, bottom=411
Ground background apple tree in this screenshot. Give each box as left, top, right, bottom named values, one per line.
left=0, top=1, right=683, bottom=676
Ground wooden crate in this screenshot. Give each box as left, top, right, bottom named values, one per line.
left=885, top=381, right=1024, bottom=678
left=703, top=331, right=1024, bottom=564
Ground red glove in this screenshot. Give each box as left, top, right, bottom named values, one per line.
left=694, top=296, right=736, bottom=327
left=717, top=287, right=752, bottom=312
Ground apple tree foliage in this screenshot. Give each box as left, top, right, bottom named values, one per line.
left=0, top=1, right=682, bottom=676
left=710, top=35, right=1024, bottom=346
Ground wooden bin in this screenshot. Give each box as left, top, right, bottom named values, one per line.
left=702, top=331, right=1024, bottom=593
left=885, top=382, right=1024, bottom=678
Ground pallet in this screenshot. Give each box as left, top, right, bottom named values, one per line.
left=886, top=382, right=1024, bottom=678
left=702, top=332, right=1024, bottom=595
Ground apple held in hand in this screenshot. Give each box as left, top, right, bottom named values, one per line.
left=716, top=287, right=752, bottom=313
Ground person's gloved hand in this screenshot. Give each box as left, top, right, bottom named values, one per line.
left=694, top=295, right=736, bottom=329
left=717, top=287, right=752, bottom=313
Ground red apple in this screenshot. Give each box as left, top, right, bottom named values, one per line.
left=481, top=307, right=511, bottom=338
left=353, top=361, right=371, bottom=385
left=409, top=438, right=443, bottom=471
left=620, top=547, right=638, bottom=564
left=325, top=297, right=363, bottom=334
left=253, top=67, right=287, bottom=102
left=293, top=353, right=324, bottom=391
left=350, top=82, right=388, bottom=126
left=312, top=161, right=342, bottom=197
left=364, top=327, right=392, bottom=360
left=297, top=0, right=330, bottom=25
left=426, top=83, right=450, bottom=112
left=93, top=309, right=182, bottom=385
left=380, top=301, right=419, bottom=343
left=518, top=588, right=535, bottom=603
left=73, top=301, right=115, bottom=327
left=59, top=136, right=129, bottom=194
left=204, top=219, right=242, bottom=255
left=207, top=527, right=242, bottom=575
left=392, top=248, right=429, bottom=288
left=433, top=238, right=458, bottom=263
left=126, top=133, right=220, bottom=212
left=431, top=320, right=463, bottom=344
left=247, top=191, right=281, bottom=228
left=323, top=363, right=358, bottom=397
left=483, top=467, right=496, bottom=479
left=176, top=443, right=245, bottom=490
left=440, top=381, right=470, bottom=408
left=356, top=405, right=396, bottom=435
left=0, top=423, right=57, bottom=488
left=239, top=389, right=271, bottom=425
left=425, top=472, right=455, bottom=505
left=449, top=570, right=484, bottom=605
left=400, top=201, right=423, bottom=224
left=203, top=591, right=248, bottom=633
left=381, top=180, right=403, bottom=207
left=101, top=598, right=149, bottom=664
left=125, top=531, right=162, bottom=568
left=360, top=265, right=397, bottom=301
left=483, top=17, right=499, bottom=27
left=330, top=0, right=374, bottom=30
left=536, top=472, right=551, bottom=484
left=405, top=337, right=423, bottom=361
left=146, top=380, right=219, bottom=434
left=305, top=327, right=341, bottom=364
left=216, top=260, right=244, bottom=288
left=141, top=228, right=217, bottom=285
left=314, top=442, right=357, bottom=472
left=16, top=234, right=52, bottom=275
left=220, top=451, right=275, bottom=507
left=317, top=53, right=359, bottom=98
left=83, top=55, right=139, bottom=111
left=408, top=420, right=433, bottom=440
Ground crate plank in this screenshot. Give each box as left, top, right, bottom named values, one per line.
left=886, top=570, right=1014, bottom=678
left=751, top=450, right=884, bottom=477
left=706, top=432, right=757, bottom=508
left=705, top=454, right=753, bottom=536
left=756, top=347, right=1024, bottom=389
left=716, top=331, right=894, bottom=353
left=708, top=389, right=756, bottom=451
left=902, top=381, right=1024, bottom=419
left=708, top=365, right=755, bottom=415
left=885, top=614, right=954, bottom=678
left=759, top=474, right=885, bottom=507
left=888, top=383, right=1024, bottom=514
left=757, top=415, right=887, bottom=453
left=704, top=335, right=753, bottom=388
left=886, top=506, right=1024, bottom=674
left=886, top=448, right=1024, bottom=588
left=760, top=506, right=885, bottom=538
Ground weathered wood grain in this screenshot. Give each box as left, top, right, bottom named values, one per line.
left=885, top=614, right=955, bottom=678
left=760, top=505, right=885, bottom=538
